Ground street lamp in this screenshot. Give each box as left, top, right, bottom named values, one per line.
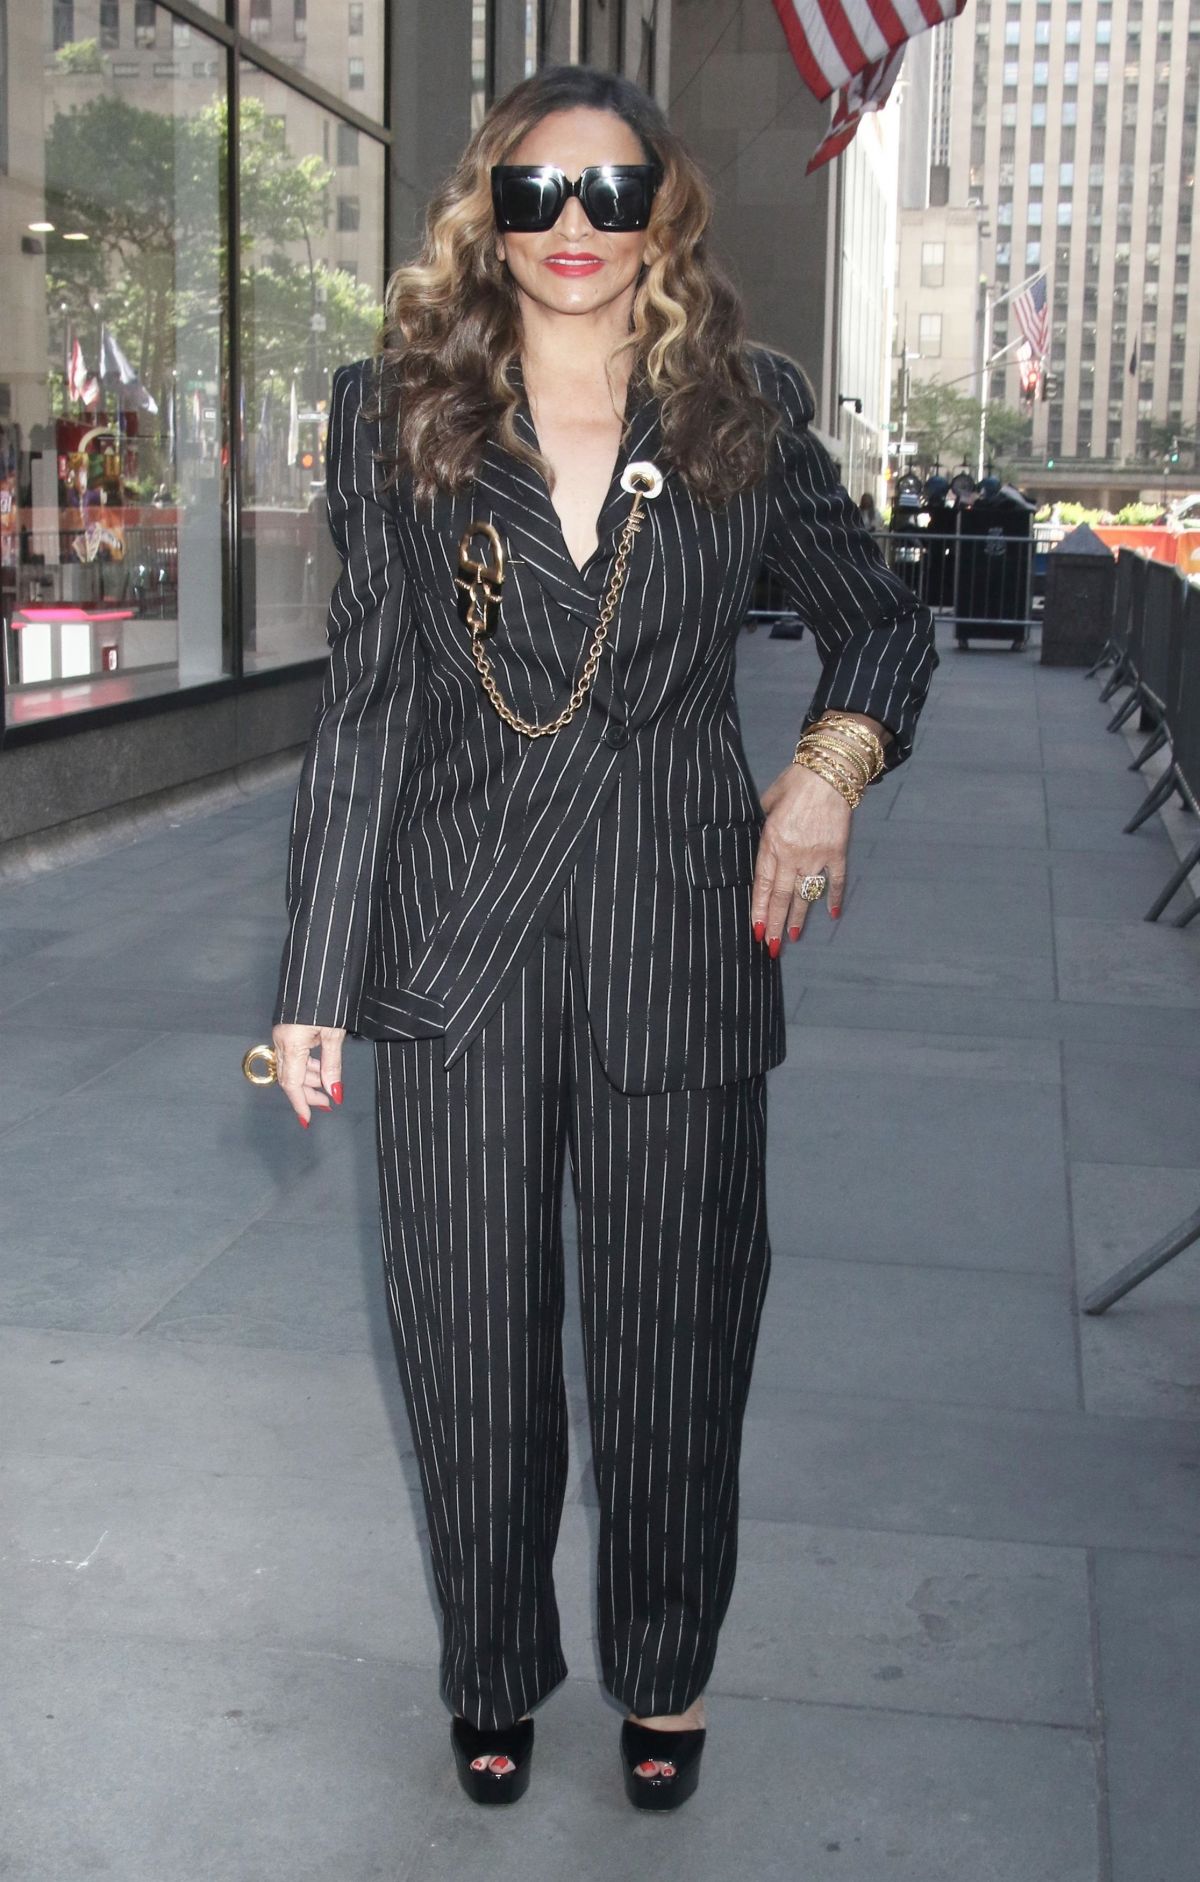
left=838, top=395, right=866, bottom=501
left=895, top=349, right=920, bottom=471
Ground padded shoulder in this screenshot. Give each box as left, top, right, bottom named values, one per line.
left=743, top=345, right=818, bottom=429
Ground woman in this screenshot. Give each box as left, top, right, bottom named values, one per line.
left=265, top=65, right=937, bottom=1810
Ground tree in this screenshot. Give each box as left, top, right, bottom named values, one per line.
left=899, top=375, right=1032, bottom=476
left=1135, top=419, right=1181, bottom=465
left=983, top=403, right=1033, bottom=463
left=44, top=90, right=381, bottom=479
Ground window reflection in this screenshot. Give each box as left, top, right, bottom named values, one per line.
left=237, top=64, right=384, bottom=672
left=236, top=0, right=384, bottom=117
left=1, top=0, right=228, bottom=727
left=0, top=0, right=390, bottom=727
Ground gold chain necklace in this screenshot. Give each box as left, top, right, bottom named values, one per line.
left=453, top=462, right=664, bottom=740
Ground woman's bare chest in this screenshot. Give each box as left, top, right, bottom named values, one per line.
left=529, top=395, right=626, bottom=573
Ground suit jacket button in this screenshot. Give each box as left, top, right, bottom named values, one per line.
left=604, top=721, right=630, bottom=749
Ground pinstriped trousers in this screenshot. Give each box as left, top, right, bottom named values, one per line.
left=373, top=872, right=772, bottom=1731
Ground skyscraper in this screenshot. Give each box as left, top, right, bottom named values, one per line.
left=950, top=0, right=1198, bottom=465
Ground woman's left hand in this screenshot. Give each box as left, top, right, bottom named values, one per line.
left=751, top=762, right=852, bottom=951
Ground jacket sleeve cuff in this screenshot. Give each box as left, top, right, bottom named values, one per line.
left=796, top=617, right=932, bottom=775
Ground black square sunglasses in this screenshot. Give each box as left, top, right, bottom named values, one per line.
left=491, top=163, right=661, bottom=234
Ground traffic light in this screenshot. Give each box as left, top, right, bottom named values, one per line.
left=1169, top=436, right=1180, bottom=463
left=1041, top=373, right=1060, bottom=401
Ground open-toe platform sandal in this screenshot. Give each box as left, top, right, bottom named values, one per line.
left=451, top=1714, right=534, bottom=1805
left=620, top=1719, right=706, bottom=1811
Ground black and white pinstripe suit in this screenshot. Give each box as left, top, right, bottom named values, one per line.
left=273, top=349, right=937, bottom=1727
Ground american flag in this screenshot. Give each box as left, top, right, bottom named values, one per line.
left=1016, top=340, right=1041, bottom=400
left=1012, top=273, right=1050, bottom=364
left=771, top=0, right=968, bottom=171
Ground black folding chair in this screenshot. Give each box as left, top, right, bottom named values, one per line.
left=1103, top=552, right=1149, bottom=727
left=1143, top=577, right=1200, bottom=926
left=1083, top=1204, right=1200, bottom=1314
left=1088, top=547, right=1135, bottom=687
left=1124, top=565, right=1186, bottom=832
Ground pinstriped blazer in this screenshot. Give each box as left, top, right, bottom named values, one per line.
left=273, top=347, right=937, bottom=1092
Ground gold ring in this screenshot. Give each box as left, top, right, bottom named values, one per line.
left=799, top=872, right=828, bottom=903
left=242, top=1044, right=279, bottom=1086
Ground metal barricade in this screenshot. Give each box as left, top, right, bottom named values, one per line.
left=874, top=523, right=1036, bottom=648
left=1141, top=573, right=1200, bottom=926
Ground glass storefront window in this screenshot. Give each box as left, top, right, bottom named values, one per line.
left=2, top=1, right=229, bottom=728
left=237, top=62, right=384, bottom=672
left=236, top=0, right=384, bottom=120
left=1, top=0, right=395, bottom=734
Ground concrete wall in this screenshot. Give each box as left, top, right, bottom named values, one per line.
left=389, top=0, right=477, bottom=255
left=0, top=671, right=317, bottom=856
left=666, top=0, right=836, bottom=418
left=895, top=202, right=984, bottom=397
left=836, top=112, right=899, bottom=502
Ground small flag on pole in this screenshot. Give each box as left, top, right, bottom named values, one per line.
left=770, top=0, right=968, bottom=171
left=67, top=332, right=100, bottom=409
left=1016, top=340, right=1041, bottom=400
left=1012, top=273, right=1050, bottom=365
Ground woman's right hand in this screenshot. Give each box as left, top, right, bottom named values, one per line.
left=271, top=1022, right=347, bottom=1128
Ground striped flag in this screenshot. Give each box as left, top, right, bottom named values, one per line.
left=98, top=324, right=159, bottom=414
left=1012, top=273, right=1050, bottom=364
left=804, top=46, right=906, bottom=173
left=1016, top=339, right=1041, bottom=400
left=66, top=331, right=100, bottom=409
left=771, top=0, right=968, bottom=171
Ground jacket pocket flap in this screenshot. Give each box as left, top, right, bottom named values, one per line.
left=683, top=820, right=760, bottom=889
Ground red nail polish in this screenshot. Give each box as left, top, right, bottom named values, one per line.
left=768, top=936, right=781, bottom=958
left=830, top=904, right=841, bottom=918
left=299, top=1115, right=309, bottom=1129
left=330, top=1082, right=344, bottom=1105
left=752, top=920, right=765, bottom=942
left=789, top=925, right=801, bottom=941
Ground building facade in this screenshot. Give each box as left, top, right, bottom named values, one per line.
left=953, top=0, right=1199, bottom=468
left=667, top=0, right=899, bottom=498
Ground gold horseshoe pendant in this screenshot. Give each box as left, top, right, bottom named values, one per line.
left=454, top=520, right=506, bottom=636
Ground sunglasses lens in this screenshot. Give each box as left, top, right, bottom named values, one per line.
left=495, top=169, right=563, bottom=232
left=580, top=169, right=655, bottom=231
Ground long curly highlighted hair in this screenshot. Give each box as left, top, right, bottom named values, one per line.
left=365, top=64, right=783, bottom=508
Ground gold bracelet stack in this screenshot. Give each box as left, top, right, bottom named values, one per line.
left=792, top=710, right=885, bottom=809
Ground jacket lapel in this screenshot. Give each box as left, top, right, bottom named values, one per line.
left=469, top=365, right=668, bottom=621
left=591, top=393, right=664, bottom=560
left=473, top=426, right=599, bottom=622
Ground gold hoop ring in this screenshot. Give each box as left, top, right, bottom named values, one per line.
left=242, top=1044, right=279, bottom=1086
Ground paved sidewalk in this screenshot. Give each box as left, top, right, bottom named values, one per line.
left=3, top=620, right=1199, bottom=1882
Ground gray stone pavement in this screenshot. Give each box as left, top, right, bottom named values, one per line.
left=2, top=618, right=1199, bottom=1882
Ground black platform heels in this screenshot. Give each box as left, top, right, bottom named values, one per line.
left=450, top=1713, right=534, bottom=1805
left=620, top=1717, right=706, bottom=1811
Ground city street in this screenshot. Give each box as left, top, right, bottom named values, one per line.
left=3, top=619, right=1198, bottom=1882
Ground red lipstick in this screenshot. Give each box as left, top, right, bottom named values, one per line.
left=544, top=252, right=604, bottom=276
